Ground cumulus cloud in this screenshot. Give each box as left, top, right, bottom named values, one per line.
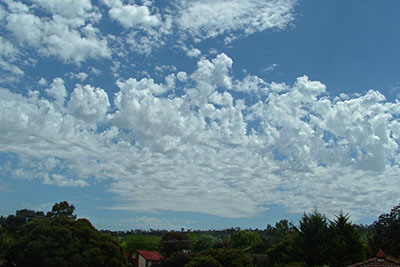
left=4, top=0, right=110, bottom=65
left=109, top=4, right=159, bottom=28
left=0, top=27, right=399, bottom=222
left=0, top=0, right=297, bottom=83
left=68, top=84, right=110, bottom=123
left=45, top=77, right=67, bottom=108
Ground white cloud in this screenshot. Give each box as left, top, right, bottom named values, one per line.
left=176, top=0, right=296, bottom=40
left=187, top=48, right=201, bottom=58
left=76, top=72, right=88, bottom=81
left=176, top=71, right=188, bottom=82
left=109, top=4, right=159, bottom=28
left=1, top=53, right=400, bottom=221
left=42, top=173, right=89, bottom=187
left=122, top=216, right=184, bottom=230
left=32, top=0, right=93, bottom=19
left=0, top=7, right=5, bottom=22
left=38, top=78, right=48, bottom=86
left=68, top=84, right=110, bottom=123
left=191, top=53, right=233, bottom=90
left=45, top=77, right=67, bottom=107
left=5, top=1, right=110, bottom=65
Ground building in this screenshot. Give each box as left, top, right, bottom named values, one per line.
left=348, top=249, right=400, bottom=267
left=135, top=250, right=164, bottom=267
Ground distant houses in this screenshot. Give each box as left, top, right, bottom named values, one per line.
left=133, top=250, right=164, bottom=267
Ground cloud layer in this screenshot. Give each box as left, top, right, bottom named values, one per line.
left=1, top=0, right=398, bottom=223
left=1, top=51, right=399, bottom=220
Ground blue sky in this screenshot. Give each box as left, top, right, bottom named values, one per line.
left=1, top=0, right=400, bottom=231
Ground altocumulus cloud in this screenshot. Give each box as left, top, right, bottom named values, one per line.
left=1, top=52, right=400, bottom=219
left=0, top=0, right=398, bottom=222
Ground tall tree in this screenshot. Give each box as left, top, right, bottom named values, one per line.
left=0, top=209, right=45, bottom=235
left=328, top=212, right=364, bottom=267
left=4, top=215, right=126, bottom=266
left=370, top=202, right=400, bottom=258
left=46, top=201, right=77, bottom=220
left=295, top=210, right=330, bottom=266
left=160, top=232, right=191, bottom=257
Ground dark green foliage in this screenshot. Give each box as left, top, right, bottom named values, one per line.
left=263, top=219, right=296, bottom=249
left=187, top=233, right=217, bottom=252
left=46, top=201, right=77, bottom=220
left=232, top=230, right=262, bottom=250
left=0, top=209, right=45, bottom=235
left=328, top=212, right=364, bottom=266
left=3, top=212, right=126, bottom=266
left=266, top=211, right=366, bottom=267
left=166, top=251, right=192, bottom=267
left=161, top=232, right=191, bottom=257
left=185, top=255, right=222, bottom=267
left=266, top=233, right=299, bottom=266
left=296, top=210, right=330, bottom=266
left=197, top=248, right=253, bottom=267
left=121, top=234, right=160, bottom=253
left=370, top=202, right=400, bottom=258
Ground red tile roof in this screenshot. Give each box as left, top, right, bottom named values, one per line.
left=136, top=250, right=164, bottom=261
left=348, top=250, right=400, bottom=267
left=377, top=249, right=387, bottom=259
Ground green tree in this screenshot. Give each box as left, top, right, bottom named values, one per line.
left=0, top=209, right=45, bottom=235
left=231, top=230, right=262, bottom=251
left=266, top=233, right=300, bottom=267
left=185, top=255, right=222, bottom=267
left=46, top=201, right=77, bottom=220
left=121, top=234, right=160, bottom=253
left=264, top=219, right=296, bottom=248
left=295, top=210, right=330, bottom=266
left=187, top=233, right=218, bottom=252
left=328, top=212, right=364, bottom=266
left=369, top=202, right=400, bottom=258
left=160, top=232, right=191, bottom=257
left=4, top=210, right=126, bottom=266
left=166, top=251, right=192, bottom=267
left=197, top=248, right=253, bottom=267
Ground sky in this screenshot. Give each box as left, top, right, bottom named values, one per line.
left=1, top=0, right=400, bottom=231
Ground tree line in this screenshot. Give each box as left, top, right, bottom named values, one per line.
left=1, top=201, right=400, bottom=266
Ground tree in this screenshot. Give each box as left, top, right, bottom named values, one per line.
left=166, top=251, right=192, bottom=267
left=187, top=233, right=218, bottom=252
left=370, top=202, right=400, bottom=258
left=121, top=234, right=160, bottom=253
left=4, top=216, right=126, bottom=266
left=46, top=201, right=77, bottom=220
left=266, top=233, right=300, bottom=267
left=264, top=220, right=295, bottom=248
left=160, top=232, right=191, bottom=257
left=231, top=230, right=262, bottom=250
left=295, top=210, right=330, bottom=266
left=197, top=248, right=253, bottom=267
left=185, top=255, right=222, bottom=267
left=0, top=209, right=45, bottom=235
left=328, top=212, right=364, bottom=266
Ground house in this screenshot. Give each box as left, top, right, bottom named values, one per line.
left=348, top=249, right=400, bottom=266
left=134, top=250, right=164, bottom=267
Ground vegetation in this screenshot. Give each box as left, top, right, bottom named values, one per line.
left=185, top=255, right=222, bottom=267
left=0, top=202, right=126, bottom=267
left=121, top=234, right=160, bottom=253
left=1, top=201, right=400, bottom=267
